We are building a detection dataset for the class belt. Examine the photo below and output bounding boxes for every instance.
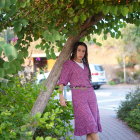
[70,86,92,89]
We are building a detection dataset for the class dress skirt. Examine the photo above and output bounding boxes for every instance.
[71,87,102,136]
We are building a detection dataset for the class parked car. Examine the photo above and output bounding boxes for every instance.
[89,64,107,89]
[36,72,51,84]
[36,72,60,90]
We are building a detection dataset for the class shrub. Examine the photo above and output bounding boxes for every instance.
[132,71,140,80]
[33,92,74,139]
[116,86,140,132]
[108,80,116,85]
[124,104,140,132]
[0,76,74,140]
[0,76,42,139]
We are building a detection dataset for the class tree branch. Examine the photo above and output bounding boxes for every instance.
[79,12,104,37]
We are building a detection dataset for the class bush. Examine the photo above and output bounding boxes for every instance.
[132,71,140,80]
[108,80,116,85]
[125,104,140,132]
[0,76,42,139]
[0,76,74,140]
[116,86,140,132]
[33,93,74,139]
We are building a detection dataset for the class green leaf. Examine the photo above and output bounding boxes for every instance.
[116,33,120,39]
[14,22,22,33]
[0,46,3,56]
[10,0,17,3]
[88,0,92,4]
[53,0,58,5]
[93,38,96,43]
[128,5,133,13]
[35,44,41,49]
[97,29,102,35]
[20,2,27,8]
[54,33,61,41]
[113,6,118,15]
[80,13,86,23]
[51,52,56,59]
[4,0,11,9]
[3,62,10,69]
[103,5,110,15]
[3,44,17,59]
[36,136,44,140]
[21,19,28,26]
[43,29,61,42]
[68,8,74,16]
[47,54,51,59]
[110,32,115,38]
[17,32,24,39]
[43,30,51,40]
[87,35,91,41]
[8,55,15,61]
[44,43,50,49]
[45,137,52,140]
[0,68,5,77]
[73,16,79,23]
[35,112,42,120]
[96,42,102,46]
[79,0,84,5]
[103,34,107,40]
[121,7,129,16]
[9,63,16,73]
[0,0,5,9]
[20,125,27,132]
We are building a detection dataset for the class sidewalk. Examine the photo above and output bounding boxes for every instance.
[69,109,140,140]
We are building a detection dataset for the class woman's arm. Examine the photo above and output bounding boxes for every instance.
[59,84,67,106]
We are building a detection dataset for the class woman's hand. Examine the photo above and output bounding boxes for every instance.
[58,84,67,106]
[60,97,67,106]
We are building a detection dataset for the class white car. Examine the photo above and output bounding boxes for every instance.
[36,72,50,84]
[89,64,107,89]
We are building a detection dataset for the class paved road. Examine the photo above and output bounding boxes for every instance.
[95,84,137,111]
[61,84,140,140]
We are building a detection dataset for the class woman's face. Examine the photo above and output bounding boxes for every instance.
[75,45,86,61]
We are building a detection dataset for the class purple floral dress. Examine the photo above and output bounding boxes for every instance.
[57,60,102,136]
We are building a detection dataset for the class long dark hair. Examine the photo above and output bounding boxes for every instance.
[70,42,92,81]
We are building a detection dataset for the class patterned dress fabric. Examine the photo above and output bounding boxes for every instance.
[57,60,102,136]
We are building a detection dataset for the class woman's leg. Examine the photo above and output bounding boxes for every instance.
[86,134,92,140]
[90,132,100,140]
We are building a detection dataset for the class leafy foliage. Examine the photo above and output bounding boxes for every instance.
[33,98,74,139]
[0,76,74,139]
[0,0,140,79]
[116,86,140,132]
[124,105,140,132]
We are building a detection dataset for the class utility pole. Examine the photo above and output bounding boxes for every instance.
[123,54,126,83]
[4,29,8,43]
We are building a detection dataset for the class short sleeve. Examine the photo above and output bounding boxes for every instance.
[57,60,72,86]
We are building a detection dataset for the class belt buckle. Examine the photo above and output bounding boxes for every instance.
[78,86,86,89]
[75,86,79,89]
[73,86,80,89]
[72,86,89,89]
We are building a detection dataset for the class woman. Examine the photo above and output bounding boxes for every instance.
[57,42,102,140]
